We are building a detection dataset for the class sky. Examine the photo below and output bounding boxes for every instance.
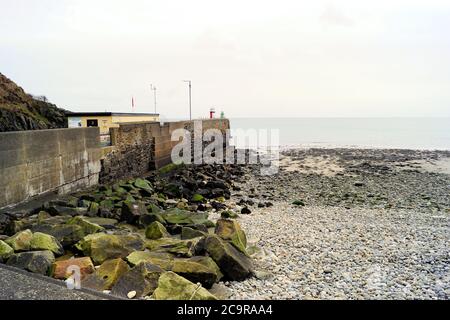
[1,0,450,119]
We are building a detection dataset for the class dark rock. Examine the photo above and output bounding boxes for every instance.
[292,200,305,206]
[0,213,11,234]
[240,207,251,214]
[171,256,223,288]
[7,250,55,275]
[46,205,87,217]
[75,233,145,265]
[31,224,85,247]
[181,227,206,240]
[110,262,164,298]
[201,235,252,281]
[139,213,166,227]
[82,258,130,290]
[121,201,148,224]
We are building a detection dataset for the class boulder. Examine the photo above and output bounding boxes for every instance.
[152,271,217,300]
[82,258,130,290]
[84,217,118,230]
[191,194,205,203]
[75,233,145,265]
[240,207,251,214]
[215,219,247,254]
[5,229,33,251]
[121,201,148,224]
[147,203,163,214]
[139,213,166,227]
[292,200,305,206]
[126,251,174,269]
[145,221,169,240]
[46,205,87,216]
[181,227,206,240]
[50,257,95,279]
[110,262,164,298]
[6,250,55,275]
[67,216,105,234]
[30,232,64,256]
[31,224,85,247]
[145,237,201,258]
[220,210,238,219]
[161,208,214,227]
[99,199,115,211]
[172,256,222,288]
[0,240,14,262]
[0,213,11,235]
[202,235,252,281]
[5,217,35,235]
[37,214,71,225]
[86,202,100,216]
[133,178,153,195]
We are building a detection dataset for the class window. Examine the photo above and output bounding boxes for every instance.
[86,119,98,127]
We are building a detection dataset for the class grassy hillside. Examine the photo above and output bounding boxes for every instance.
[0,73,69,132]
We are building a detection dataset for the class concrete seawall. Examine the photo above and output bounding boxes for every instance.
[100,118,230,183]
[0,119,230,209]
[0,127,101,209]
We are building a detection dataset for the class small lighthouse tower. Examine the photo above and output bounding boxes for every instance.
[209,107,216,119]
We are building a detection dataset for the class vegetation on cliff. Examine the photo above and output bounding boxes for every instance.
[0,72,69,132]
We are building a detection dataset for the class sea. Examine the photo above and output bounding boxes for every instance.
[227,117,450,150]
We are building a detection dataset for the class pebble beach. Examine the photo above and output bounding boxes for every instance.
[221,148,450,300]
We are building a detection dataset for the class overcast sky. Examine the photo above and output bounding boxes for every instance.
[1,0,450,118]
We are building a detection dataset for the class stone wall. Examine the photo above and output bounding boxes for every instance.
[99,119,230,183]
[0,128,101,209]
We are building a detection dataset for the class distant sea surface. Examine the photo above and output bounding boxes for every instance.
[228,118,450,150]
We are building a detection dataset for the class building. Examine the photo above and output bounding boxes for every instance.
[67,112,160,135]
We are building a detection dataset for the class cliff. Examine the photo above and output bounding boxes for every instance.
[0,73,69,132]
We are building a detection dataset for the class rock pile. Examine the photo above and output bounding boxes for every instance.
[0,163,254,300]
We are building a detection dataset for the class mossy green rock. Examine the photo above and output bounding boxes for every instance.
[99,199,115,211]
[181,227,206,240]
[31,224,85,247]
[161,208,212,227]
[30,232,64,256]
[152,271,217,300]
[7,250,55,275]
[192,194,205,203]
[158,163,181,174]
[111,262,164,298]
[126,251,174,269]
[139,213,166,227]
[203,235,252,281]
[215,219,247,254]
[147,203,162,214]
[172,256,222,288]
[5,229,33,251]
[82,258,130,290]
[145,221,169,240]
[84,217,118,229]
[75,233,145,265]
[67,216,105,234]
[88,202,100,215]
[220,210,238,219]
[0,240,14,262]
[145,237,200,257]
[134,178,153,195]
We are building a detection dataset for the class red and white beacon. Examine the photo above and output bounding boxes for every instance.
[209,107,216,119]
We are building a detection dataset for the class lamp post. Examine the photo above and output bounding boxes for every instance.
[150,84,157,113]
[183,80,192,120]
